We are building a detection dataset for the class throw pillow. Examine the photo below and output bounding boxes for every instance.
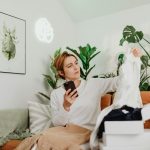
[0,109,28,137]
[28,101,52,134]
[0,109,28,146]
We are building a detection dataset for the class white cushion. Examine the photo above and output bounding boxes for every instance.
[28,101,52,134]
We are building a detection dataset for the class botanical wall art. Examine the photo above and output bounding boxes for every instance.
[0,12,26,74]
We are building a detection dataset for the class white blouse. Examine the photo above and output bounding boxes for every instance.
[50,76,119,130]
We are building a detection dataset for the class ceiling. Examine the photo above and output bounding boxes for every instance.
[58,0,150,22]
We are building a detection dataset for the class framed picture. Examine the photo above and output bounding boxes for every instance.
[0,12,26,74]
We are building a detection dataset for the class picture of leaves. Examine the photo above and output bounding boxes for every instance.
[2,24,17,60]
[0,12,26,74]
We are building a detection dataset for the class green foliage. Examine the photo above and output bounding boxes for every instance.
[139,55,150,91]
[120,25,143,46]
[38,48,62,100]
[67,44,101,80]
[93,72,116,78]
[120,25,150,91]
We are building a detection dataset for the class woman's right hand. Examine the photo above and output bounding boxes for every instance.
[131,48,142,57]
[63,89,78,111]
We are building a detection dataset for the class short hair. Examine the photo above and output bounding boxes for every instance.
[54,51,77,79]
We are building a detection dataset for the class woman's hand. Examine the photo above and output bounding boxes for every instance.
[131,48,142,57]
[63,89,78,111]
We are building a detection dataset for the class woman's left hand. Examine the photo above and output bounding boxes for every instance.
[131,48,142,57]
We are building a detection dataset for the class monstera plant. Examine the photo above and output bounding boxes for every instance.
[67,44,101,80]
[38,49,62,100]
[120,25,150,91]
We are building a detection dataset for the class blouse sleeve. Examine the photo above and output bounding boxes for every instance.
[50,90,70,126]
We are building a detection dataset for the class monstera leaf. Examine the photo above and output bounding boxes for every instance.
[120,25,143,46]
[141,55,150,68]
[120,25,150,58]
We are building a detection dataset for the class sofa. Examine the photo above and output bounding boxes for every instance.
[1,91,150,150]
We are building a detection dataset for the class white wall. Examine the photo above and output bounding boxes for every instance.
[0,0,77,109]
[76,4,150,77]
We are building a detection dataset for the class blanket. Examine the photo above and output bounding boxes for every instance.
[15,124,91,150]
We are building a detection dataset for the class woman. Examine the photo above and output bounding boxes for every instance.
[15,48,142,150]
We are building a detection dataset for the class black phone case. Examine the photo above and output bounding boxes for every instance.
[64,81,76,92]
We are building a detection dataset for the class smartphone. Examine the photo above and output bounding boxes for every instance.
[64,81,78,96]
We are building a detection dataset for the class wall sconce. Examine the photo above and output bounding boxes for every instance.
[35,18,54,43]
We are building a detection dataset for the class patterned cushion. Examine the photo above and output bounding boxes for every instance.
[0,109,28,138]
[28,101,52,134]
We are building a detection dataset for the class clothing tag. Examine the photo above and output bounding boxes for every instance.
[122,109,129,114]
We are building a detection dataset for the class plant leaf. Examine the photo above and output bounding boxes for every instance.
[66,47,84,62]
[119,38,125,46]
[80,67,85,79]
[140,55,149,67]
[54,48,61,58]
[88,44,97,57]
[43,74,56,89]
[86,65,96,77]
[89,51,100,62]
[38,92,50,100]
[139,82,150,91]
[79,46,88,59]
[121,25,143,44]
[118,53,125,64]
[140,75,150,85]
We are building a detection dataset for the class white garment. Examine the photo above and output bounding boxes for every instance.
[50,76,119,131]
[90,52,143,150]
[113,53,143,108]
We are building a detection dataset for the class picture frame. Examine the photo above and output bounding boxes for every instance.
[0,12,26,74]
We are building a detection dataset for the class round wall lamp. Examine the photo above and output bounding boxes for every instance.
[35,18,54,43]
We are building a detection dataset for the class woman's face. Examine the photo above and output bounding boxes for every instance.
[62,56,80,81]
